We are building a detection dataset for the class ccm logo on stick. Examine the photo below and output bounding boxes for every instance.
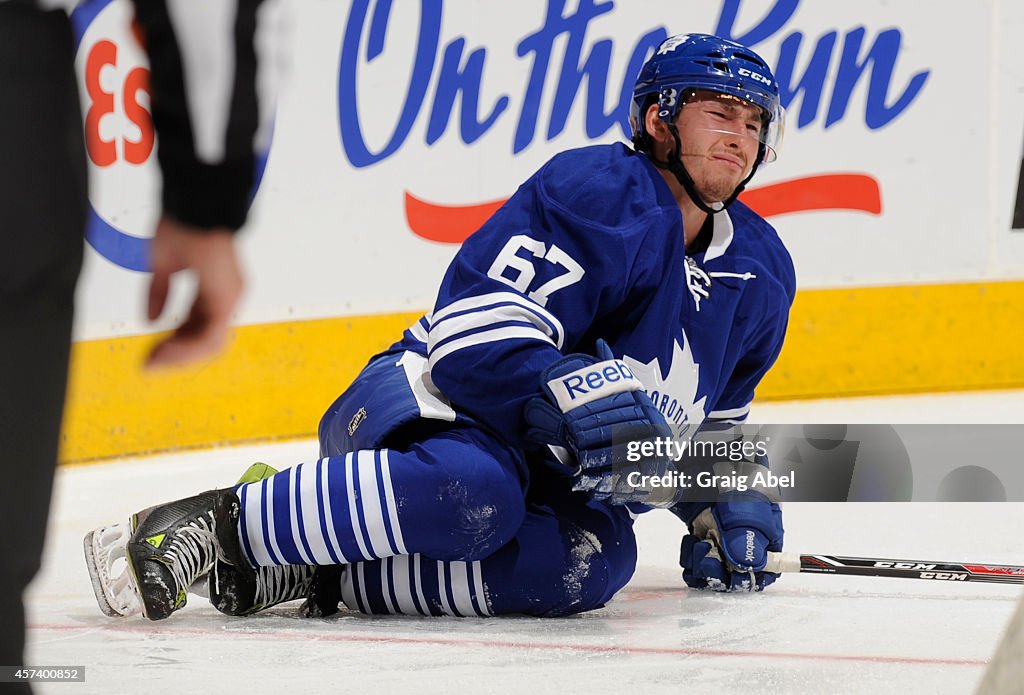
[874,562,936,570]
[919,572,967,581]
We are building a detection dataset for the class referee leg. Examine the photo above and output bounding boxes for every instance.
[0,4,87,685]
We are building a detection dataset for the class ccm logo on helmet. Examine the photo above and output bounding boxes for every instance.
[737,67,773,87]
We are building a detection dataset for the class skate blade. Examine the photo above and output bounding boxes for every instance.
[83,523,143,618]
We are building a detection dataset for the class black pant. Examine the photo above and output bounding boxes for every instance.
[0,5,87,693]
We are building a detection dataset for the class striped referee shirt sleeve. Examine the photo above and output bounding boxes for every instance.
[130,0,284,231]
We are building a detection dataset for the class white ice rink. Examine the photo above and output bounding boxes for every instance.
[25,391,1024,695]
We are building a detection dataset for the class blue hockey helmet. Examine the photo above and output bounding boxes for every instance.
[630,33,784,164]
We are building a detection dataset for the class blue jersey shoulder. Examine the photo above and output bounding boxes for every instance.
[724,200,796,302]
[535,143,678,231]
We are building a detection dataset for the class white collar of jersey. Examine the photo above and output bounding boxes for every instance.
[703,209,734,263]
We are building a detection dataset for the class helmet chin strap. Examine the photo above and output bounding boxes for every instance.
[646,123,762,215]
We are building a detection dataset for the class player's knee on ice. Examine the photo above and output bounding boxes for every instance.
[481,497,638,617]
[391,428,528,562]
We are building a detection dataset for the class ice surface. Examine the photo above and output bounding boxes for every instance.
[25,391,1024,694]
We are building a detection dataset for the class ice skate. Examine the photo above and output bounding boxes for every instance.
[85,518,216,618]
[84,521,143,617]
[299,565,344,618]
[206,491,316,616]
[85,463,322,620]
[124,488,242,620]
[209,562,316,616]
[85,491,318,620]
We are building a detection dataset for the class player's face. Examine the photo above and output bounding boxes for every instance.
[675,90,764,202]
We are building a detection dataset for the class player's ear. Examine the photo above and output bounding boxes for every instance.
[644,103,669,149]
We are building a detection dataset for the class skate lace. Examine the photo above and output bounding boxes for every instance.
[254,565,311,608]
[164,512,218,593]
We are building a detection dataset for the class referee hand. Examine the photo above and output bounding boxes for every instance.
[144,216,244,369]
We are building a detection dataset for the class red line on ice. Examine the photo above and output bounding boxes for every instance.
[28,622,986,667]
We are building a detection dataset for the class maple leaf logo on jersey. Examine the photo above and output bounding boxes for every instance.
[622,330,708,441]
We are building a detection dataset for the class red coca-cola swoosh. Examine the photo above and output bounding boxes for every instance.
[405,173,882,244]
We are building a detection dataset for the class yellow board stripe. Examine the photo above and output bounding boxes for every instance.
[61,311,422,464]
[763,281,1024,399]
[61,281,1024,464]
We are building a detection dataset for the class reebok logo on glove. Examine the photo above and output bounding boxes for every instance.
[546,359,641,412]
[745,529,757,564]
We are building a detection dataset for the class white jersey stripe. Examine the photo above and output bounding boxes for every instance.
[708,403,751,419]
[432,292,564,347]
[428,326,556,366]
[428,304,562,353]
[409,317,429,343]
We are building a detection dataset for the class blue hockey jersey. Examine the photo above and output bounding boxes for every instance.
[351,143,795,455]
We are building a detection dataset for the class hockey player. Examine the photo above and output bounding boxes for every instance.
[86,33,794,620]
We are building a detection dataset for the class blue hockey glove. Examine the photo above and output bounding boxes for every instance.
[679,492,784,592]
[523,339,674,506]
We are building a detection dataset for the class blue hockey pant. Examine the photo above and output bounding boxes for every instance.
[234,426,637,617]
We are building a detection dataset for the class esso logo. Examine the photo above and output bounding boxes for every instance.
[71,0,270,272]
[72,0,158,272]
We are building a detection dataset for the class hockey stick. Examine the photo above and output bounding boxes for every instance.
[765,553,1024,584]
